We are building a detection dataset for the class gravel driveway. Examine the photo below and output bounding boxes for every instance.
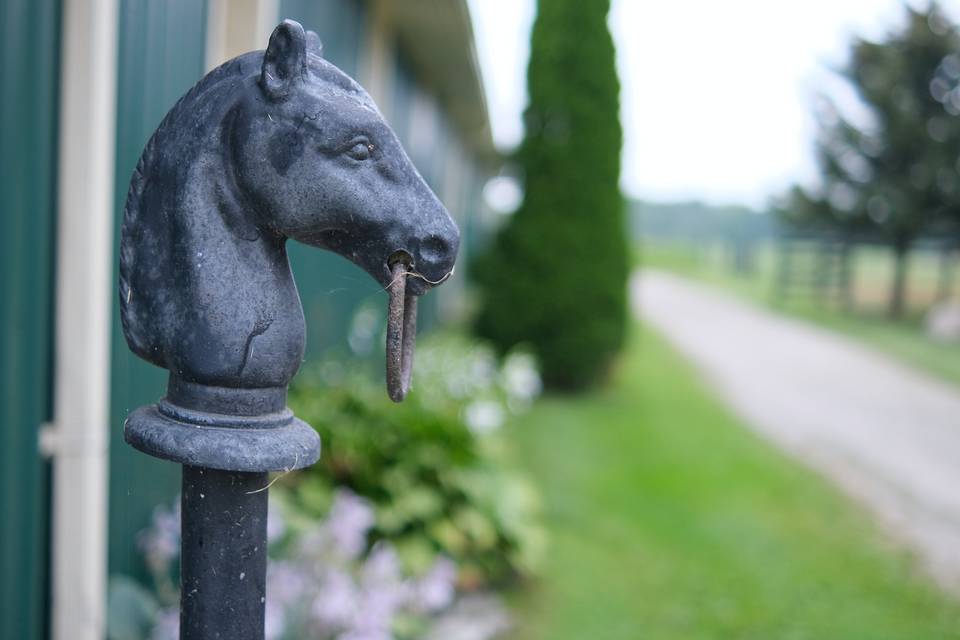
[634,269,960,590]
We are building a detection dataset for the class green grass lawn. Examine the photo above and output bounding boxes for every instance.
[507,325,960,640]
[641,241,960,387]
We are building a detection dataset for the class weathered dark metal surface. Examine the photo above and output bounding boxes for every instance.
[118,19,458,399]
[117,18,459,639]
[180,466,268,640]
[386,261,418,402]
[121,17,460,468]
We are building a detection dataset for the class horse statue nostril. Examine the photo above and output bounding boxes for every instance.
[418,234,450,265]
[388,249,414,270]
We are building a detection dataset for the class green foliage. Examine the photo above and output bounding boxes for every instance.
[785,3,960,236]
[473,0,629,390]
[285,334,545,588]
[779,3,960,315]
[106,577,161,640]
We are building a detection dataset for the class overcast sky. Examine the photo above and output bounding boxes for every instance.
[467,0,960,208]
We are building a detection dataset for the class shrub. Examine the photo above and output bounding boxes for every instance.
[285,333,545,589]
[473,0,629,390]
[111,489,511,640]
[106,334,544,639]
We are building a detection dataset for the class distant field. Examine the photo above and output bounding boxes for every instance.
[640,240,953,313]
[640,240,960,387]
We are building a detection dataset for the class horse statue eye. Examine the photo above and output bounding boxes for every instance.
[346,141,372,161]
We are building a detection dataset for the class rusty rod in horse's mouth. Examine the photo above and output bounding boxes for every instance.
[386,260,417,402]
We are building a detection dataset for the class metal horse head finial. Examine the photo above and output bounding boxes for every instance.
[120,19,459,405]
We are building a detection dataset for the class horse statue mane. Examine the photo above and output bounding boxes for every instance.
[119,19,459,399]
[119,56,252,357]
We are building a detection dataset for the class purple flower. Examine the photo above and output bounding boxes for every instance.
[267,499,286,544]
[311,568,358,628]
[268,560,311,610]
[352,544,408,635]
[326,490,376,559]
[414,557,457,613]
[138,501,181,572]
[338,630,392,640]
[360,544,401,587]
[267,561,313,640]
[264,597,286,640]
[145,487,476,640]
[149,607,179,640]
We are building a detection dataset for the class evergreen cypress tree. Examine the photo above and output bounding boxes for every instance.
[473,0,628,389]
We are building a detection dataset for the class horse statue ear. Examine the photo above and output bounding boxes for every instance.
[306,30,324,58]
[260,19,308,101]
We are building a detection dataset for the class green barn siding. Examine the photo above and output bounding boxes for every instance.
[0,0,61,637]
[280,0,365,76]
[445,134,486,267]
[391,49,416,146]
[108,0,209,581]
[462,162,486,262]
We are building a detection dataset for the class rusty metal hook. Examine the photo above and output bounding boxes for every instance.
[386,261,417,402]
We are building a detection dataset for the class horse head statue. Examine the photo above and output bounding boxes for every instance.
[120,19,459,415]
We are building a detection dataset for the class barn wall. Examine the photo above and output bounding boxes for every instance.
[0,2,61,637]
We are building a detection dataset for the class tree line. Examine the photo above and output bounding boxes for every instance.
[779,3,960,317]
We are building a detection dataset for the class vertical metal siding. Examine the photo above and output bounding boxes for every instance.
[391,50,415,147]
[108,0,209,581]
[280,0,365,76]
[0,0,61,637]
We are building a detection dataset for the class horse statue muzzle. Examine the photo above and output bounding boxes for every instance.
[119,19,459,472]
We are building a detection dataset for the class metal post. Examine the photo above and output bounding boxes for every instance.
[117,18,458,639]
[180,467,268,640]
[124,379,320,639]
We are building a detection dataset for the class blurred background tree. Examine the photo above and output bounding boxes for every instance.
[473,0,628,390]
[780,2,960,317]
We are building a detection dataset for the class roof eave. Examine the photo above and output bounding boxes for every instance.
[385,0,497,161]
